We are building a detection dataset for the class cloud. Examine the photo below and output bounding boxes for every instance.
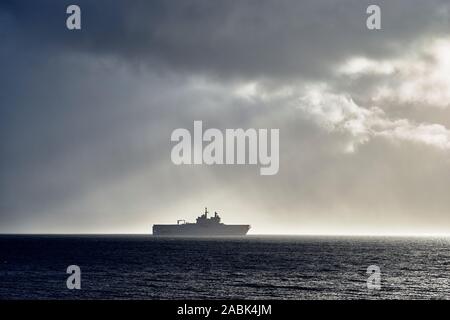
[299,85,450,153]
[2,0,450,234]
[2,0,450,81]
[336,38,450,109]
[337,57,395,76]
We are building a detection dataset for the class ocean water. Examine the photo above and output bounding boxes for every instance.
[0,235,450,299]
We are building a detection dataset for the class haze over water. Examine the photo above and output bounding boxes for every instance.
[1,235,449,299]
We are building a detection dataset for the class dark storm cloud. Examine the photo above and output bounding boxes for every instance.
[2,0,450,233]
[2,0,449,81]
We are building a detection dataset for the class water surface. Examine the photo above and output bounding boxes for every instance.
[1,235,449,299]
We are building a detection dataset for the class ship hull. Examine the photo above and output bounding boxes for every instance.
[152,224,250,236]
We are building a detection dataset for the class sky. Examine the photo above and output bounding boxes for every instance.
[1,0,450,235]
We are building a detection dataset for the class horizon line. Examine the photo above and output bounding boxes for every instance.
[1,232,450,238]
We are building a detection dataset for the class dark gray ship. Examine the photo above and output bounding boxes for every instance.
[152,208,250,236]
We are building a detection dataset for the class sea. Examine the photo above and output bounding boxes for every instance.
[0,235,450,299]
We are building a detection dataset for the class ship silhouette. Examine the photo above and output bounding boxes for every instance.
[152,208,250,236]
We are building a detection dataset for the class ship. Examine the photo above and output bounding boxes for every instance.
[152,208,250,236]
